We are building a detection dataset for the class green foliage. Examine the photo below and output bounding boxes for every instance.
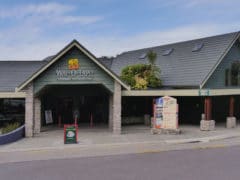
[121,64,150,89]
[147,50,157,65]
[1,122,20,134]
[120,50,162,89]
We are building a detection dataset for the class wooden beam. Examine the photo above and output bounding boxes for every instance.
[229,96,234,117]
[0,92,26,98]
[204,97,212,120]
[122,89,240,97]
[122,89,199,96]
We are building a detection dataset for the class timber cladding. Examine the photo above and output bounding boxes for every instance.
[33,47,115,94]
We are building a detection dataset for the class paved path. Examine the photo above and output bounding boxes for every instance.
[1,134,240,164]
[1,125,240,164]
[1,146,240,180]
[1,125,240,152]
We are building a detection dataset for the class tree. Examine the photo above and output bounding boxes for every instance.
[146,50,161,88]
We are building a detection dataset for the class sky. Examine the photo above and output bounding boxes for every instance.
[0,0,240,60]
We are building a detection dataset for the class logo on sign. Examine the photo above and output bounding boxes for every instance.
[155,98,163,107]
[68,59,79,70]
[67,131,75,138]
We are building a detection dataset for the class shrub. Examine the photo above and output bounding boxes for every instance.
[120,50,162,89]
[121,64,150,89]
[2,122,20,134]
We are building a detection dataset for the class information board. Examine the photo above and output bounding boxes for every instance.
[45,110,53,124]
[153,96,178,130]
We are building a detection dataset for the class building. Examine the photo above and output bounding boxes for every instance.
[0,31,240,137]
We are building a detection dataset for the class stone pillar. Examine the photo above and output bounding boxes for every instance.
[200,97,215,131]
[226,117,236,128]
[113,81,121,134]
[226,96,237,128]
[108,94,113,131]
[34,97,41,134]
[25,83,34,137]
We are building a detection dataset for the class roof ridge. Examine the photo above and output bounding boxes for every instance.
[118,31,239,55]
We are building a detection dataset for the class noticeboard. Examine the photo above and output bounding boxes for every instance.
[64,124,78,144]
[45,110,53,124]
[153,96,178,130]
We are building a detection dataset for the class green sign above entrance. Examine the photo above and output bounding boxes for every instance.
[198,89,210,96]
[56,69,94,80]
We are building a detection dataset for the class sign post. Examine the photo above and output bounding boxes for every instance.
[64,124,78,144]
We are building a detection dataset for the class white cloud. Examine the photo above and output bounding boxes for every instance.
[0,2,103,25]
[0,3,73,18]
[152,0,240,9]
[0,2,104,60]
[59,16,104,25]
[0,23,239,60]
[184,0,237,7]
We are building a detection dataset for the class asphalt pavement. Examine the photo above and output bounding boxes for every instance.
[0,146,240,180]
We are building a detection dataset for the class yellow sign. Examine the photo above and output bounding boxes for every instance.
[68,59,79,70]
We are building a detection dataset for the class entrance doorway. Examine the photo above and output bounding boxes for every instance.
[39,85,110,128]
[55,96,108,124]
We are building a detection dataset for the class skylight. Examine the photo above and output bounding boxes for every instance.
[192,43,204,52]
[162,48,174,56]
[139,53,147,59]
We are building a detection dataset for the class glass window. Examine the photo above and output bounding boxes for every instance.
[225,69,229,86]
[0,99,25,126]
[162,48,174,56]
[139,53,147,59]
[192,43,204,52]
[230,61,240,86]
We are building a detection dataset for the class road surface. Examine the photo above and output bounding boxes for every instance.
[0,146,239,180]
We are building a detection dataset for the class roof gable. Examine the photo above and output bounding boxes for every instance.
[16,40,130,91]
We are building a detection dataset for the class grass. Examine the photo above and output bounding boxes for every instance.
[1,122,20,134]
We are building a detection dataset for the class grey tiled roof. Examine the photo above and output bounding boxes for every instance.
[111,32,239,87]
[0,32,238,92]
[42,55,56,62]
[0,61,47,92]
[0,56,114,92]
[98,56,113,69]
